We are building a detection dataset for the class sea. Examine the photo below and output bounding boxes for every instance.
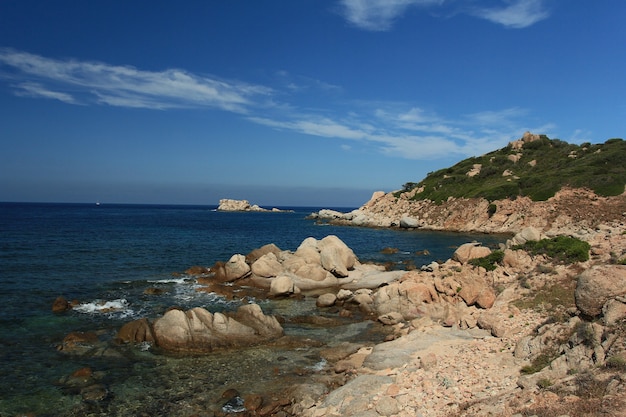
[0,202,505,416]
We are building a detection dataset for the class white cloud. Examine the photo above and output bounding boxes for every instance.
[471,0,550,29]
[338,0,443,31]
[249,101,533,161]
[13,82,79,104]
[464,107,529,126]
[0,48,550,162]
[0,48,271,112]
[336,0,550,31]
[248,116,368,140]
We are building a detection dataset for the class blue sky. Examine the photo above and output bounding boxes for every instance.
[1,1,624,207]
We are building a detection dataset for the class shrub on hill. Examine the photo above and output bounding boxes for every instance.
[402,136,626,202]
[468,250,504,271]
[514,236,591,263]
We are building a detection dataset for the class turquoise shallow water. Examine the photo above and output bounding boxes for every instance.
[0,202,505,416]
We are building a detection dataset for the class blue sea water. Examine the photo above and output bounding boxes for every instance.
[0,202,504,416]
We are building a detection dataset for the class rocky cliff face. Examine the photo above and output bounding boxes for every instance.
[314,187,626,237]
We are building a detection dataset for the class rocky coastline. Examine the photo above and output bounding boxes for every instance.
[310,187,626,237]
[52,188,626,416]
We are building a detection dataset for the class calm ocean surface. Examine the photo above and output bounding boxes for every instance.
[0,202,504,416]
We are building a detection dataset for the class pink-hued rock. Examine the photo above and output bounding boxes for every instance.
[269,275,296,296]
[152,304,282,352]
[453,242,492,264]
[117,318,155,344]
[575,265,626,317]
[318,235,357,277]
[251,252,284,277]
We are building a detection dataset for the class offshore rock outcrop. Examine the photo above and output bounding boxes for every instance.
[217,198,292,212]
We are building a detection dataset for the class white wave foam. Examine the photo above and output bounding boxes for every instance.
[307,358,327,371]
[74,298,135,318]
[147,277,191,284]
[137,341,153,352]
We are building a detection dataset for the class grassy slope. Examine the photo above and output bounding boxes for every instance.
[401,136,626,203]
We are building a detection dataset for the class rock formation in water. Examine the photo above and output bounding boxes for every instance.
[217,198,291,212]
[117,304,283,353]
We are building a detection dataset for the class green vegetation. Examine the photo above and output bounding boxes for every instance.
[513,281,576,312]
[514,236,591,263]
[468,250,504,271]
[521,348,560,374]
[606,355,626,371]
[537,378,554,389]
[575,321,597,347]
[399,136,626,202]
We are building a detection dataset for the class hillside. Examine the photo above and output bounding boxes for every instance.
[401,132,626,203]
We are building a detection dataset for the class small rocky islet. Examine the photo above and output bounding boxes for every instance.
[53,133,626,416]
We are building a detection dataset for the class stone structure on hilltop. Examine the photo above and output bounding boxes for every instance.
[509,130,542,150]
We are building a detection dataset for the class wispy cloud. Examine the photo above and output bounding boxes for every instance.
[250,103,538,160]
[0,48,271,112]
[248,116,371,140]
[337,0,550,31]
[13,82,79,104]
[470,0,550,29]
[0,48,547,161]
[338,0,444,31]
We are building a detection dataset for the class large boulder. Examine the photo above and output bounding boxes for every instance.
[290,271,339,290]
[318,235,357,277]
[294,238,322,264]
[575,265,626,317]
[399,216,419,228]
[455,272,496,309]
[373,276,440,320]
[507,226,541,247]
[452,242,492,264]
[224,254,251,281]
[152,304,282,352]
[116,318,155,344]
[340,268,405,290]
[246,243,282,264]
[292,263,329,282]
[603,298,626,326]
[251,252,284,277]
[269,275,296,296]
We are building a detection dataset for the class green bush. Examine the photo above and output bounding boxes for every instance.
[606,355,626,371]
[514,236,590,263]
[469,250,504,271]
[537,378,553,389]
[521,349,559,374]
